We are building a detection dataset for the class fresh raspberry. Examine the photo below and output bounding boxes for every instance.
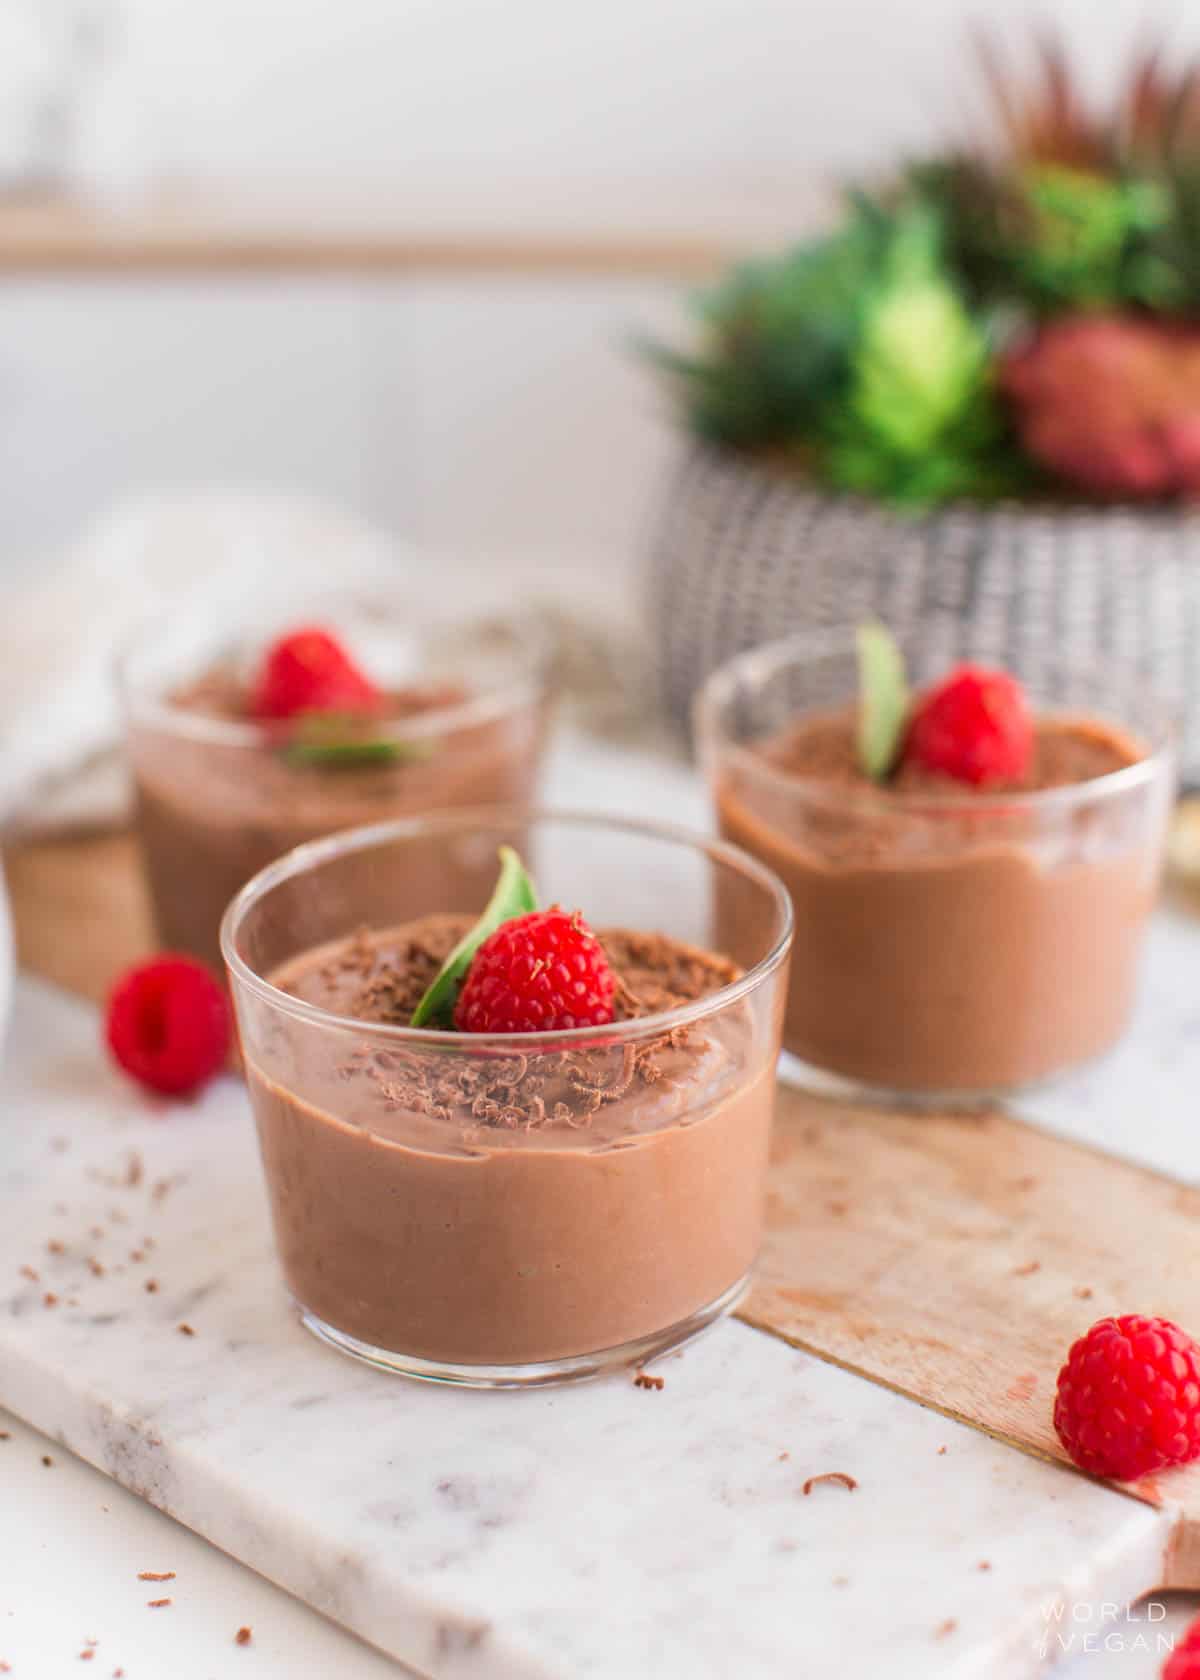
[249,627,379,720]
[1053,1315,1200,1482]
[105,956,232,1096]
[1165,1615,1200,1678]
[454,909,617,1034]
[903,664,1033,786]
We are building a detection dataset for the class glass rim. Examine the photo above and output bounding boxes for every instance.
[219,805,795,1050]
[694,630,1177,818]
[114,608,549,750]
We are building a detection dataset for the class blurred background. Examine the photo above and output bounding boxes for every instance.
[0,0,1195,596]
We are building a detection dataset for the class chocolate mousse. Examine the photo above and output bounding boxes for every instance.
[126,638,546,972]
[710,643,1172,1096]
[243,916,773,1370]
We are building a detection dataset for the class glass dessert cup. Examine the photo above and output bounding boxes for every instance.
[696,631,1175,1109]
[221,809,793,1387]
[118,601,549,973]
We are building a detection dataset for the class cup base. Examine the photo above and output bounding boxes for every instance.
[296,1272,751,1388]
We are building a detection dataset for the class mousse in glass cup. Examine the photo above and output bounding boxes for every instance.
[221,809,793,1386]
[119,602,549,973]
[696,630,1174,1105]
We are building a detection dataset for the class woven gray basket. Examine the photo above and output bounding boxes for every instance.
[648,446,1200,781]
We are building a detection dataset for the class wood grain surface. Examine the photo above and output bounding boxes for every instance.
[8,826,1200,1583]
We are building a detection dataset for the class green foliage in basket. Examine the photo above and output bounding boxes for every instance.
[650,40,1200,508]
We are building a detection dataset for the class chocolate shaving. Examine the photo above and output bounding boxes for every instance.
[324,915,743,1135]
[138,1572,175,1583]
[1012,1261,1041,1277]
[146,1598,172,1609]
[802,1472,858,1496]
[41,1456,53,1467]
[235,1627,253,1646]
[633,1372,664,1391]
[177,1323,195,1337]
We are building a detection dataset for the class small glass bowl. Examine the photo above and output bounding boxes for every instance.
[696,630,1175,1106]
[221,809,793,1387]
[118,599,549,972]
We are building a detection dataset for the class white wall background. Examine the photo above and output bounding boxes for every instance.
[3,0,1200,589]
[110,0,1200,193]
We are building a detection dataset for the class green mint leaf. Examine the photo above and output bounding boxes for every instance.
[283,737,433,769]
[280,712,435,770]
[856,622,909,780]
[409,846,539,1028]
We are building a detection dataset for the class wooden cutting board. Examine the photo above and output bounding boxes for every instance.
[8,828,1200,1589]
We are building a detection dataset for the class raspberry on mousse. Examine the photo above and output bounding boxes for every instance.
[903,663,1034,787]
[454,909,617,1034]
[249,627,380,720]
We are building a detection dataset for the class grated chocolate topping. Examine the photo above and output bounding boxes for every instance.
[280,914,742,1135]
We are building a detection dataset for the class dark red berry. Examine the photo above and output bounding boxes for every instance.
[454,909,617,1034]
[105,956,231,1096]
[1053,1314,1200,1483]
[904,664,1033,786]
[249,627,379,721]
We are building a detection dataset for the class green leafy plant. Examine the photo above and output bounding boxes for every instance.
[648,35,1200,508]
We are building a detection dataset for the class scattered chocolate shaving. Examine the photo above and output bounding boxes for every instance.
[633,1372,664,1391]
[137,1572,175,1583]
[129,1251,144,1264]
[87,1259,105,1278]
[80,1651,95,1662]
[802,1472,857,1496]
[146,1598,172,1609]
[1012,1261,1041,1277]
[978,1560,992,1572]
[46,1240,65,1256]
[125,1154,144,1189]
[235,1627,252,1647]
[19,1266,38,1283]
[177,1323,195,1337]
[43,1293,59,1308]
[1074,1285,1094,1300]
[935,1619,958,1639]
[937,1445,947,1455]
[0,1432,9,1441]
[41,1456,53,1467]
[144,1280,159,1294]
[151,1178,176,1204]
